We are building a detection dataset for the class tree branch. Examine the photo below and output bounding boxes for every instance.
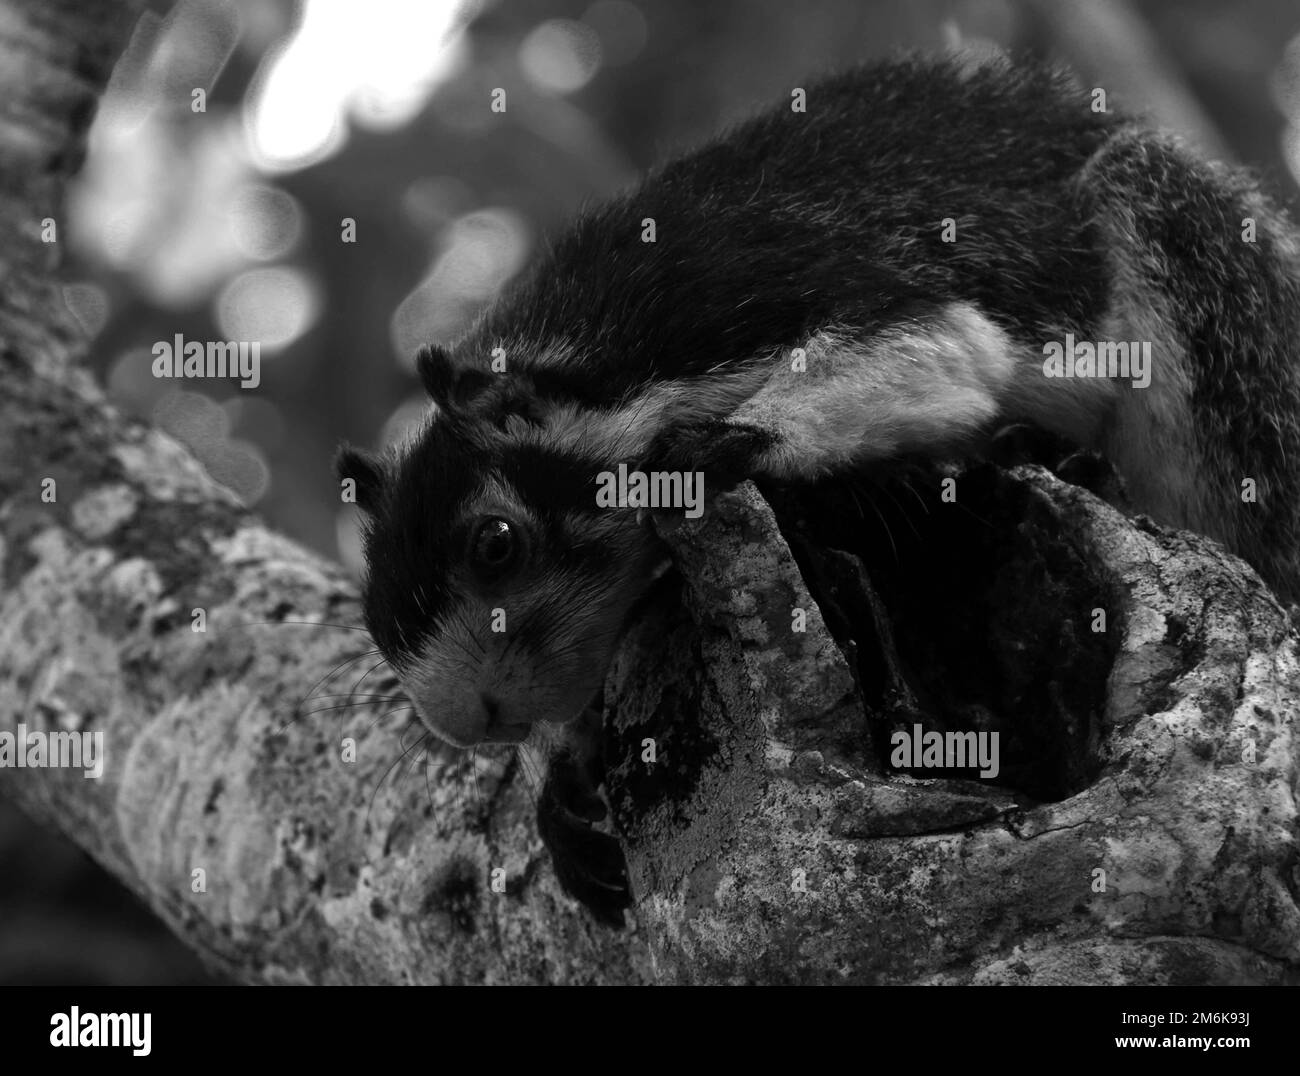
[2,0,1296,986]
[621,472,1300,983]
[0,0,651,985]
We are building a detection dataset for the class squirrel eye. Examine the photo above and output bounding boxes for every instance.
[470,517,519,579]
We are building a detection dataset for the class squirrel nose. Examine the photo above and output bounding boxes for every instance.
[480,693,529,744]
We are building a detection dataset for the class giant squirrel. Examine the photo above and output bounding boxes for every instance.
[336,55,1300,925]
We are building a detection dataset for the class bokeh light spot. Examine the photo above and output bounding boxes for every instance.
[245,0,469,172]
[519,19,603,95]
[228,184,304,260]
[215,266,321,351]
[390,208,530,361]
[62,283,112,340]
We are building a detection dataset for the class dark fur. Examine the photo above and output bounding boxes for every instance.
[339,54,1300,924]
[465,59,1117,397]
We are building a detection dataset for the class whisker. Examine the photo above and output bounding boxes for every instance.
[515,745,545,808]
[469,746,483,810]
[300,692,406,703]
[364,714,427,834]
[245,619,371,633]
[498,602,548,666]
[897,471,932,518]
[293,699,404,724]
[856,484,899,568]
[870,476,923,543]
[279,648,382,733]
[348,656,392,705]
[422,740,439,818]
[364,704,415,736]
[448,608,487,659]
[402,732,431,786]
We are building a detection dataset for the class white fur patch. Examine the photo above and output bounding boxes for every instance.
[732,302,1019,478]
[536,362,773,461]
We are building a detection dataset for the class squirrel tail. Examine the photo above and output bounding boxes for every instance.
[1079,128,1300,601]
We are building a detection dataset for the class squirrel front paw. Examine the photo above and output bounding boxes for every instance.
[537,754,632,927]
[641,419,774,487]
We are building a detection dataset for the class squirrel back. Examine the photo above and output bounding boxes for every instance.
[442,56,1300,599]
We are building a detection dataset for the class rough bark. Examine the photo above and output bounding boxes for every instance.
[2,0,1298,986]
[616,471,1300,984]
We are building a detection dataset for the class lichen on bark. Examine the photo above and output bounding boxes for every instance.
[606,469,1300,984]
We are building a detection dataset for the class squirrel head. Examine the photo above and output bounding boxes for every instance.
[336,343,667,747]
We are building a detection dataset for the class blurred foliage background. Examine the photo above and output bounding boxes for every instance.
[2,0,1298,984]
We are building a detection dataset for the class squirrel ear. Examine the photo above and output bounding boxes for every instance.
[334,444,386,514]
[452,368,493,408]
[417,344,494,411]
[416,344,456,407]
